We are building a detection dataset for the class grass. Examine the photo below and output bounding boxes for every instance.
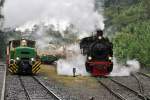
[39,64,100,89]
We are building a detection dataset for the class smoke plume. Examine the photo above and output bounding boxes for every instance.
[4,0,104,32]
[57,44,89,76]
[109,59,140,76]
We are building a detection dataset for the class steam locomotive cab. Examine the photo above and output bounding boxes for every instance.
[80,30,113,76]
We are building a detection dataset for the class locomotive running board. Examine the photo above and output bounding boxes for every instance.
[8,64,17,74]
[32,61,41,74]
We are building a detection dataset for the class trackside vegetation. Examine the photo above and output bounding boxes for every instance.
[104,0,150,67]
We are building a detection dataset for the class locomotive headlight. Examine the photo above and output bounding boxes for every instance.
[31,58,35,65]
[16,57,20,60]
[31,58,35,61]
[98,36,102,40]
[10,59,14,64]
[109,57,112,60]
[88,56,92,60]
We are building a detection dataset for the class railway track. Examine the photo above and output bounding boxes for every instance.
[18,76,62,100]
[97,78,126,100]
[131,74,144,94]
[32,76,62,100]
[97,76,149,100]
[138,72,150,79]
[18,76,31,100]
[136,72,150,99]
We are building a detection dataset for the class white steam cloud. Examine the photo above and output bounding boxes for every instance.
[4,0,104,32]
[57,44,89,76]
[110,59,140,76]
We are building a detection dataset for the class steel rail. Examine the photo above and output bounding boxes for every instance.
[132,74,145,94]
[96,78,127,100]
[108,77,149,100]
[18,76,31,100]
[32,76,62,100]
[138,72,150,79]
[131,74,147,100]
[137,72,150,100]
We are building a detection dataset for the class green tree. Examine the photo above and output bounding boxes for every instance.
[104,0,150,67]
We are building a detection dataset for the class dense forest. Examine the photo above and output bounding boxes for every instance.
[104,0,150,67]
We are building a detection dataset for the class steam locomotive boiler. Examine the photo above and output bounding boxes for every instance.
[80,30,113,76]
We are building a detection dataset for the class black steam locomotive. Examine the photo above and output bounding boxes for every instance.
[80,30,113,76]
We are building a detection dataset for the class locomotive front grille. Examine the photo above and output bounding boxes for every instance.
[21,51,30,54]
[21,58,30,61]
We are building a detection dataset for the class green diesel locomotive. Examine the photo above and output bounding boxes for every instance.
[6,39,41,74]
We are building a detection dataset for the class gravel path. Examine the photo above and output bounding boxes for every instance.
[5,75,27,100]
[5,75,60,100]
[20,76,59,100]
